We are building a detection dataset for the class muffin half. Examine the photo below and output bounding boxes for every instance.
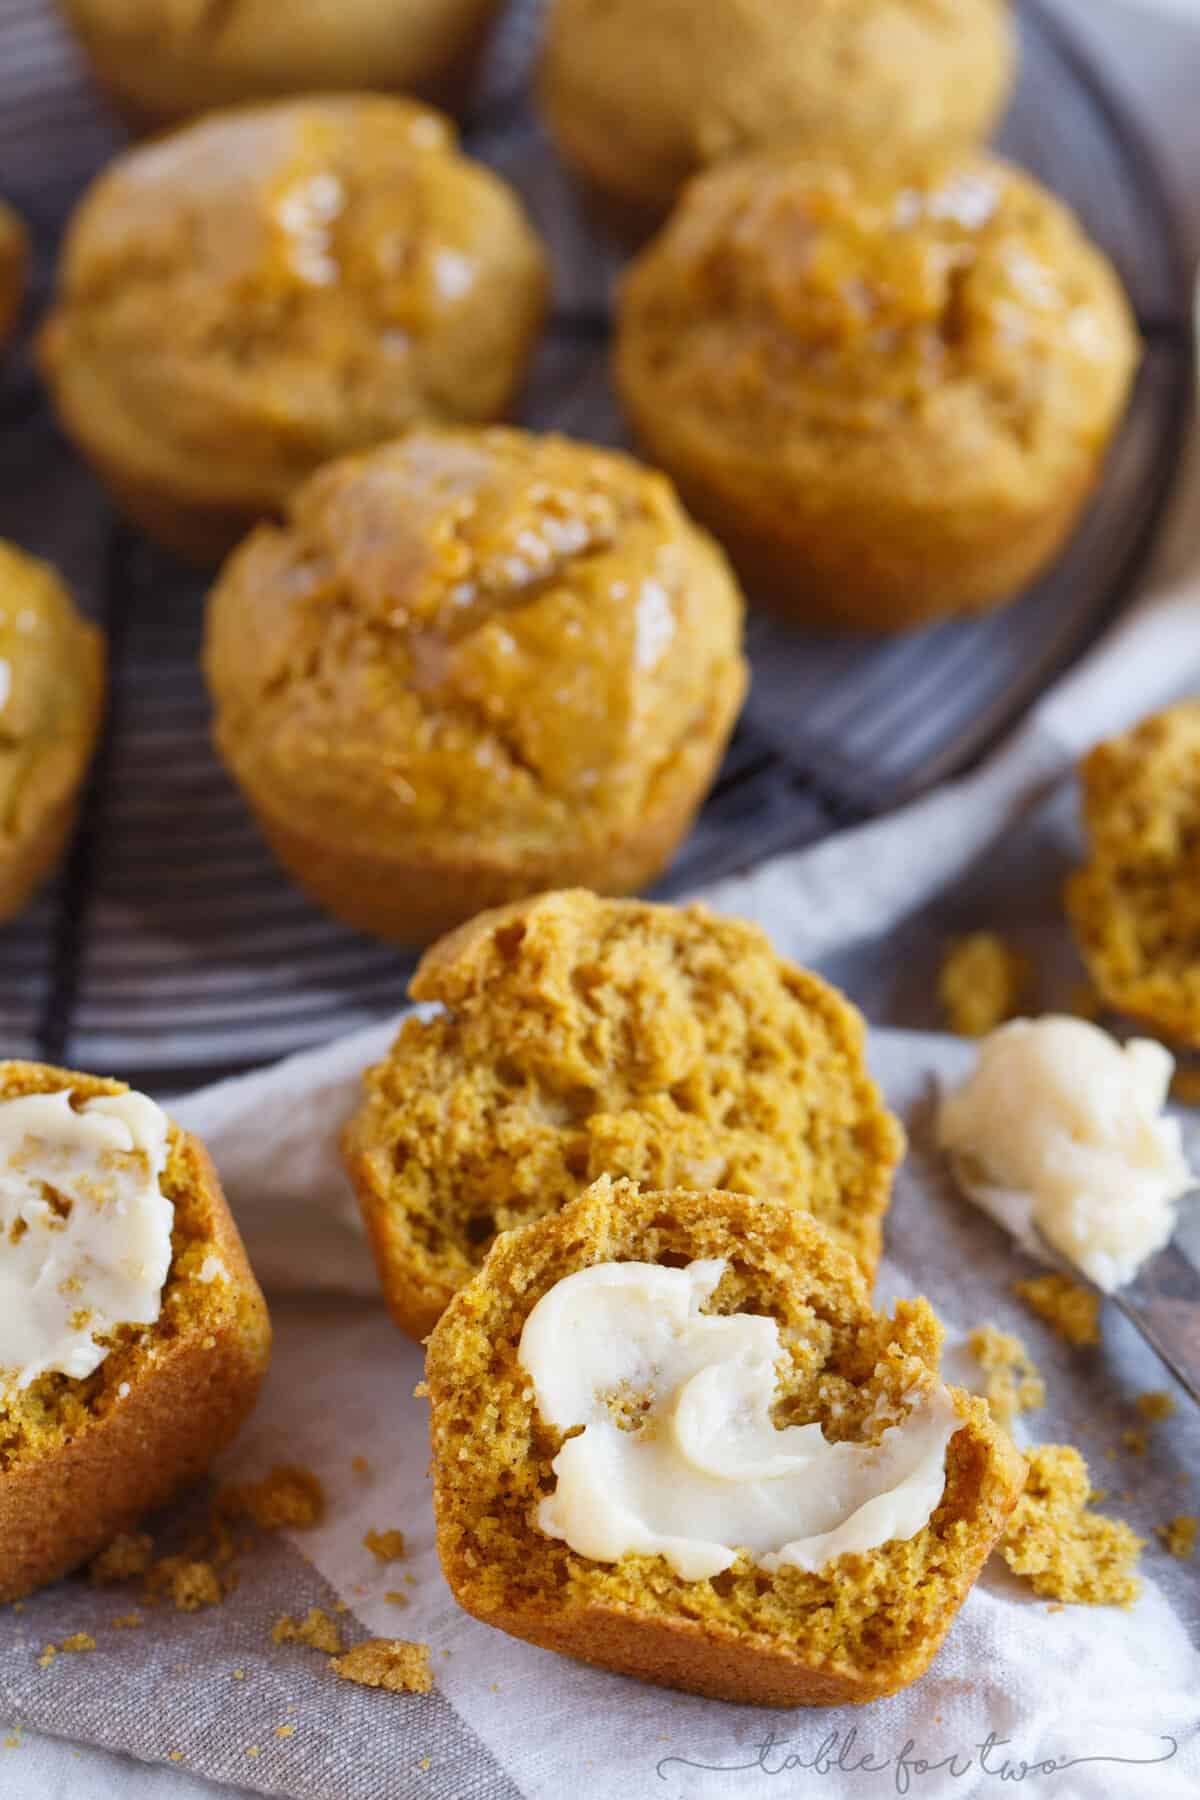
[615,150,1139,631]
[343,890,904,1337]
[38,96,549,562]
[59,0,505,128]
[540,0,1015,236]
[0,541,105,923]
[0,1060,271,1601]
[425,1178,1026,1705]
[204,433,747,945]
[1067,701,1200,1046]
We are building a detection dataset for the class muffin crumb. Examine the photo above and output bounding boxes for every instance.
[331,1639,432,1695]
[1014,1273,1101,1348]
[219,1465,325,1531]
[110,1613,142,1630]
[999,1445,1142,1606]
[385,1591,409,1607]
[967,1325,1044,1425]
[1156,1516,1197,1560]
[271,1608,343,1655]
[89,1533,153,1585]
[939,934,1031,1037]
[1121,1429,1148,1458]
[1136,1390,1177,1422]
[363,1529,406,1563]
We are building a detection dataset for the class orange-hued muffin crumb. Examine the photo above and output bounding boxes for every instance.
[0,1060,272,1603]
[1067,702,1200,1046]
[1014,1273,1101,1349]
[425,1178,1026,1706]
[999,1445,1142,1607]
[204,433,747,945]
[331,1638,433,1694]
[0,541,106,924]
[616,151,1138,631]
[540,0,1015,232]
[343,889,905,1338]
[0,198,28,348]
[38,96,548,562]
[939,933,1032,1038]
[60,0,504,128]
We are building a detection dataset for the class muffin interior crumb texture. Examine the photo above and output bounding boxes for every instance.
[331,1638,433,1694]
[999,1444,1142,1607]
[938,933,1031,1038]
[345,891,904,1337]
[1067,701,1200,1045]
[967,1325,1045,1427]
[425,1179,1026,1705]
[1013,1273,1101,1348]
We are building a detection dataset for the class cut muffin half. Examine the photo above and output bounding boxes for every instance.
[425,1178,1026,1706]
[0,1060,271,1601]
[343,889,905,1339]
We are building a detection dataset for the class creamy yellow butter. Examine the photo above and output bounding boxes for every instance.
[937,1016,1193,1293]
[518,1259,959,1582]
[0,1088,173,1393]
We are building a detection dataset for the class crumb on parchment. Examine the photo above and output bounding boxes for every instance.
[1136,1391,1177,1422]
[1014,1272,1101,1348]
[967,1325,1045,1426]
[363,1529,406,1563]
[1000,1445,1142,1607]
[331,1638,432,1695]
[218,1464,325,1531]
[1156,1516,1197,1560]
[938,933,1032,1037]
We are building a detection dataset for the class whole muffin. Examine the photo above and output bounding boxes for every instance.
[203,430,748,943]
[38,96,549,563]
[615,151,1139,632]
[0,542,106,923]
[59,0,504,127]
[1067,701,1200,1046]
[540,0,1015,233]
[343,889,905,1338]
[0,198,28,349]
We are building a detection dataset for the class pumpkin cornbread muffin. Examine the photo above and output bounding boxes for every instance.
[0,1059,271,1602]
[1067,702,1200,1046]
[343,889,904,1339]
[204,435,747,944]
[540,0,1015,235]
[38,96,548,562]
[425,1179,1026,1706]
[0,198,28,349]
[0,542,106,924]
[59,0,504,129]
[615,151,1138,631]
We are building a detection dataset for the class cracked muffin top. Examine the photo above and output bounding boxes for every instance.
[38,96,548,556]
[203,428,747,859]
[343,889,906,1338]
[616,150,1138,512]
[1067,701,1200,1046]
[0,541,105,862]
[540,0,1015,224]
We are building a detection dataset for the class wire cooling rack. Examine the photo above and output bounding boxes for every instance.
[0,0,1193,1087]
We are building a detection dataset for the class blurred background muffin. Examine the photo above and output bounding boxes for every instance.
[58,0,506,127]
[540,0,1016,235]
[203,426,748,946]
[0,540,105,922]
[615,150,1138,632]
[38,95,549,562]
[0,198,28,349]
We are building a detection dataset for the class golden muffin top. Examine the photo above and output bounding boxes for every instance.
[38,97,548,514]
[617,151,1138,500]
[541,0,1015,217]
[204,428,747,854]
[0,542,105,849]
[0,197,27,347]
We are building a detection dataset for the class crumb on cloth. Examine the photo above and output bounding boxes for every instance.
[88,1533,153,1584]
[331,1638,432,1695]
[1136,1390,1177,1422]
[967,1325,1045,1426]
[271,1608,343,1655]
[146,1556,222,1613]
[1156,1516,1197,1560]
[999,1444,1142,1607]
[938,932,1032,1037]
[1014,1272,1101,1348]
